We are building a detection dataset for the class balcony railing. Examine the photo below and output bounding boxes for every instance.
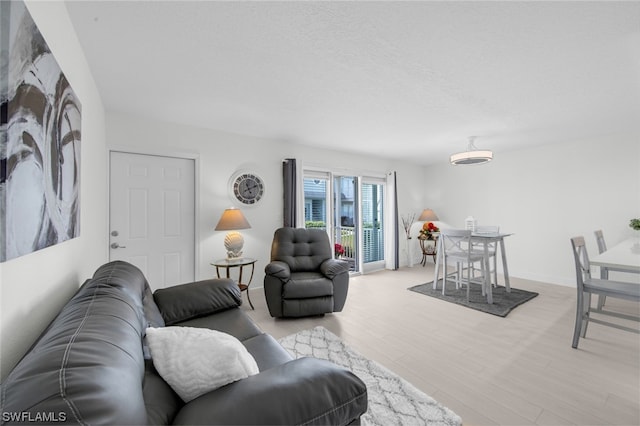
[305,223,384,270]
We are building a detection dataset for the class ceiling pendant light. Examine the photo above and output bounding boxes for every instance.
[450,136,493,165]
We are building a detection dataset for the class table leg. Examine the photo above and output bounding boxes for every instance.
[431,236,438,264]
[484,242,493,304]
[234,264,255,310]
[246,263,255,309]
[433,238,442,291]
[597,267,608,309]
[499,238,511,292]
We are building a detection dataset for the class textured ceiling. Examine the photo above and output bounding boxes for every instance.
[65,1,640,165]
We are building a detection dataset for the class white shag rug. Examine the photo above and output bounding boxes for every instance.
[278,326,462,426]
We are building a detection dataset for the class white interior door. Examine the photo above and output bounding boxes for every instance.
[109,151,195,289]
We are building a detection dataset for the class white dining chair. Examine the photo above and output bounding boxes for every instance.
[594,230,640,309]
[570,236,640,348]
[438,229,488,301]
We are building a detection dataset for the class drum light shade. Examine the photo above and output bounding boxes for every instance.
[450,136,493,165]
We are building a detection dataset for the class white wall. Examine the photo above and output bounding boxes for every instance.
[106,111,427,287]
[5,4,634,382]
[423,133,640,286]
[0,2,108,379]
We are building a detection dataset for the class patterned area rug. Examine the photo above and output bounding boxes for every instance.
[278,326,462,426]
[409,281,538,317]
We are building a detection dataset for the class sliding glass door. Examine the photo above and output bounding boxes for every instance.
[303,169,387,274]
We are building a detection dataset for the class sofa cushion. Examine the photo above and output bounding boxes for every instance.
[175,307,263,341]
[146,327,259,402]
[154,278,242,325]
[172,358,367,425]
[143,360,183,425]
[241,333,293,371]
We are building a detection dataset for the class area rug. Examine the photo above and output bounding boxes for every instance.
[278,326,462,426]
[408,280,538,317]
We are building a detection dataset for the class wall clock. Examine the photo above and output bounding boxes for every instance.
[230,171,265,205]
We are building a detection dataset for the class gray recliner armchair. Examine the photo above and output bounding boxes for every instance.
[264,227,350,318]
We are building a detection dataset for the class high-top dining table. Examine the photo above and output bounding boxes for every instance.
[589,237,640,274]
[432,231,513,304]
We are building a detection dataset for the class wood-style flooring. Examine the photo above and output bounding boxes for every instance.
[245,265,640,426]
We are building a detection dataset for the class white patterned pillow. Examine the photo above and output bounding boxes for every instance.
[146,327,259,402]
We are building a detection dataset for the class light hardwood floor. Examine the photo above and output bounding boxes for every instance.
[245,264,640,426]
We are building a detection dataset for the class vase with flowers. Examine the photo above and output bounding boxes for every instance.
[631,219,640,249]
[334,243,345,258]
[419,222,440,240]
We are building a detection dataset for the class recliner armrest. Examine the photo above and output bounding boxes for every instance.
[265,260,291,280]
[320,258,349,279]
[173,357,367,425]
[153,278,241,325]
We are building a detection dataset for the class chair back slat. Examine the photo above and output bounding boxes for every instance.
[475,225,500,234]
[570,236,591,290]
[594,230,607,254]
[440,229,473,260]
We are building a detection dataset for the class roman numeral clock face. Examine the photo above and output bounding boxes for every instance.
[232,172,265,205]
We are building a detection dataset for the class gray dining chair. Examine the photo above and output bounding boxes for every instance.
[569,236,640,349]
[471,225,500,287]
[438,229,487,301]
[594,230,640,309]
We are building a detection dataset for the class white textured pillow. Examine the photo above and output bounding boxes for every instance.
[146,327,259,402]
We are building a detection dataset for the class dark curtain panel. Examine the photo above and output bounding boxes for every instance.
[283,158,297,227]
[393,171,399,270]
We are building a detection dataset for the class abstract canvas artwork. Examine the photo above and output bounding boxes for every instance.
[0,1,82,262]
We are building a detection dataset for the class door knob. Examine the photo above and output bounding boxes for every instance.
[110,242,126,249]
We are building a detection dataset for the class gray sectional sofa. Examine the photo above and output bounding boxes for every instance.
[0,261,367,425]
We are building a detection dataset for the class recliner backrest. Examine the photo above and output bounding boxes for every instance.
[271,228,332,272]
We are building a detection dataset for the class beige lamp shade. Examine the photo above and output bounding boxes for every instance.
[418,209,439,221]
[215,208,251,258]
[215,208,251,231]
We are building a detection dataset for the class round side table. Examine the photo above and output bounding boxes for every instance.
[211,257,257,309]
[418,236,438,266]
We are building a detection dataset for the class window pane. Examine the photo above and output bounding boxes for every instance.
[334,176,357,272]
[303,178,327,229]
[362,182,384,263]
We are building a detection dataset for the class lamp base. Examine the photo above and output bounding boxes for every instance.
[224,231,244,258]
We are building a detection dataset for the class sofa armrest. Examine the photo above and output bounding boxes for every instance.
[320,258,349,279]
[173,357,367,425]
[265,260,291,280]
[153,278,241,325]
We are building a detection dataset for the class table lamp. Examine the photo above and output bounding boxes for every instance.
[215,208,251,258]
[418,209,439,222]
